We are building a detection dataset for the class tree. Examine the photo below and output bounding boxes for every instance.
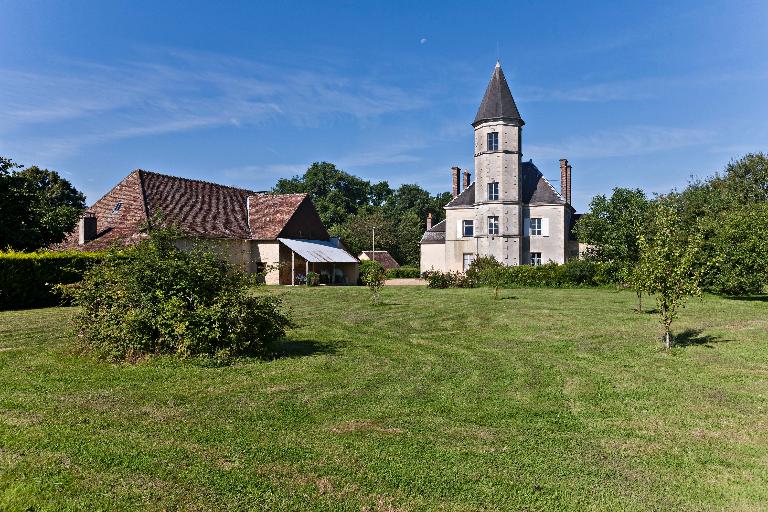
[330,211,398,260]
[360,260,386,304]
[273,162,384,227]
[574,187,651,310]
[637,201,704,349]
[670,153,768,295]
[0,158,86,251]
[467,256,505,299]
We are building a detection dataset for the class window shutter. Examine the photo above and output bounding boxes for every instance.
[523,218,530,236]
[457,219,463,239]
[542,218,550,237]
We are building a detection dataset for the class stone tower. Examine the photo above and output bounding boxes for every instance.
[472,62,525,265]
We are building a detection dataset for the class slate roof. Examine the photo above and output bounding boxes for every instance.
[419,219,446,244]
[473,63,524,126]
[56,170,317,251]
[446,182,475,207]
[521,162,566,204]
[360,250,400,269]
[444,162,565,208]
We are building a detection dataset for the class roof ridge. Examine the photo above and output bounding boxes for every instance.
[135,169,259,195]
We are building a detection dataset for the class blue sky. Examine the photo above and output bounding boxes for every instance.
[1,1,767,211]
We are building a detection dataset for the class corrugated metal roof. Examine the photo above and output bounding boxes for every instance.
[278,238,358,263]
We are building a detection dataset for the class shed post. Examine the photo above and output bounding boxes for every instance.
[305,260,309,283]
[291,250,295,286]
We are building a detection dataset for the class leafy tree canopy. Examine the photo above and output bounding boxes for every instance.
[0,158,86,251]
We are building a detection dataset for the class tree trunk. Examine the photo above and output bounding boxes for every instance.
[636,291,643,313]
[494,286,499,300]
[664,330,672,350]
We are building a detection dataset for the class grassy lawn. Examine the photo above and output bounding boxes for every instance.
[1,286,767,511]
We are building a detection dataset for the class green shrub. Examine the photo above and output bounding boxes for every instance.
[0,250,105,310]
[423,270,475,289]
[360,260,386,303]
[61,228,291,361]
[385,266,421,279]
[306,271,320,287]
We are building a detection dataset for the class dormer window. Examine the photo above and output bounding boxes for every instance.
[487,132,499,151]
[487,182,499,201]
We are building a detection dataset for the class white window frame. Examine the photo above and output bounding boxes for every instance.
[487,131,499,151]
[487,182,499,201]
[488,216,499,235]
[463,253,476,272]
[462,219,474,238]
[530,218,542,236]
[531,252,542,266]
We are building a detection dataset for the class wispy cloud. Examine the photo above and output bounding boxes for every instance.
[527,125,714,159]
[0,49,428,157]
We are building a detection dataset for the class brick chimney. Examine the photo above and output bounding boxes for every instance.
[426,212,433,230]
[451,166,461,197]
[462,170,471,190]
[559,159,572,205]
[78,212,97,245]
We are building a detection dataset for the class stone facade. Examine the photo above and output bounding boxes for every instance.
[420,63,577,273]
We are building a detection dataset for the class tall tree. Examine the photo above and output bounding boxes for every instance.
[574,187,651,309]
[0,159,86,251]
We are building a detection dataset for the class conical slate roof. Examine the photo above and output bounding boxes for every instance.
[473,62,524,126]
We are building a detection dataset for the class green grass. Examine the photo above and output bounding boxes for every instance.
[1,287,767,511]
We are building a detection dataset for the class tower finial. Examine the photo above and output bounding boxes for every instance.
[495,60,500,68]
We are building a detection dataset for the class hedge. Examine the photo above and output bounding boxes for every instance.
[426,259,616,289]
[385,266,421,279]
[0,251,106,310]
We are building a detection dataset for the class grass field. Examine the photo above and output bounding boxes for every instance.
[1,286,767,511]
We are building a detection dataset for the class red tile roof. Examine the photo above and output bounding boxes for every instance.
[56,170,321,251]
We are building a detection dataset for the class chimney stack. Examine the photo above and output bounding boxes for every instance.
[462,170,471,190]
[451,166,461,197]
[559,159,572,205]
[78,213,97,245]
[426,212,433,230]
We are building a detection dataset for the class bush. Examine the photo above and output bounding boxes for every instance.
[423,270,475,289]
[426,259,610,291]
[306,271,320,286]
[62,228,291,361]
[0,250,105,310]
[385,266,421,279]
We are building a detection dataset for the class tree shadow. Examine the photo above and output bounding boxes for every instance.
[499,295,518,300]
[725,295,768,302]
[674,329,728,348]
[267,339,337,359]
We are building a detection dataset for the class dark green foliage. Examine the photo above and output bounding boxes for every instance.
[463,259,608,290]
[63,228,290,360]
[385,266,421,279]
[423,270,475,289]
[306,271,320,287]
[466,256,505,298]
[275,162,451,266]
[0,157,86,250]
[670,153,768,295]
[0,251,105,310]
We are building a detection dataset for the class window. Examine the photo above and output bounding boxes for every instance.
[462,219,474,237]
[487,182,499,201]
[487,131,499,151]
[531,252,542,266]
[488,216,499,235]
[112,202,122,214]
[530,218,542,236]
[463,253,476,272]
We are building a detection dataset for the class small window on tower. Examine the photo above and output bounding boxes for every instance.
[112,202,122,214]
[487,132,499,151]
[487,182,499,201]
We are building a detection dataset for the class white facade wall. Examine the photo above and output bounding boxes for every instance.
[420,243,446,273]
[522,205,567,264]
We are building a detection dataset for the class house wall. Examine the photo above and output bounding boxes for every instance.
[445,207,478,272]
[252,241,281,284]
[420,243,446,273]
[522,205,567,264]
